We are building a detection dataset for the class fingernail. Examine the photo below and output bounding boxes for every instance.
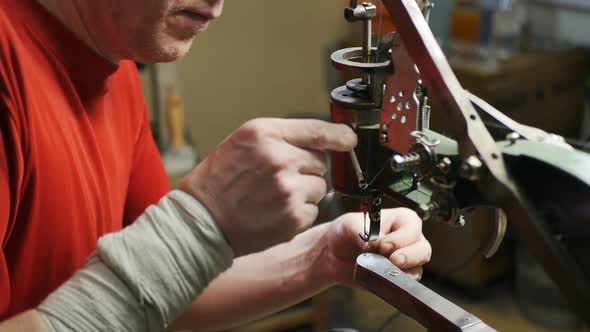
[394,254,407,268]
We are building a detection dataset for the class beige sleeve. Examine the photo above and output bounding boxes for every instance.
[38,190,233,332]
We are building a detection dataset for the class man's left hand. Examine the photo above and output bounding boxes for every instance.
[318,208,432,285]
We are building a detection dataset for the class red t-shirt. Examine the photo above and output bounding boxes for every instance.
[0,0,171,319]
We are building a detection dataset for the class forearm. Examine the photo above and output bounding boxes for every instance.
[38,190,233,332]
[2,226,330,332]
[0,310,48,332]
[173,223,335,331]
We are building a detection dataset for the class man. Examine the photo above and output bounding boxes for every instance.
[0,0,432,331]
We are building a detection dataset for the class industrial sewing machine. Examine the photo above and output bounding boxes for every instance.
[329,0,590,330]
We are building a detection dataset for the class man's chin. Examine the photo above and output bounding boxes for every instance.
[133,39,194,64]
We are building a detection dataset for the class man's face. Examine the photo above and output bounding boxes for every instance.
[79,0,224,63]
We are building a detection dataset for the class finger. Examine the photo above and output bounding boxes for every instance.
[389,235,432,270]
[297,148,329,176]
[293,203,319,232]
[377,210,423,256]
[262,142,327,176]
[379,208,423,236]
[278,119,357,152]
[279,202,319,237]
[283,145,328,176]
[294,175,328,204]
[402,266,423,281]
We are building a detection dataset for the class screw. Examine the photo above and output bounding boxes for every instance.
[460,155,483,181]
[391,152,421,172]
[387,270,400,277]
[380,125,388,143]
[421,104,431,130]
[454,215,466,227]
[437,157,452,174]
[506,132,520,145]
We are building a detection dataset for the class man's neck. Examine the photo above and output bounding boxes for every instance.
[36,0,118,63]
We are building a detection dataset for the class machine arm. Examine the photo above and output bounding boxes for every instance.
[358,0,590,321]
[376,0,590,323]
[356,253,497,332]
[328,0,590,327]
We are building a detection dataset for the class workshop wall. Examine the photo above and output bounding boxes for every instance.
[178,1,352,156]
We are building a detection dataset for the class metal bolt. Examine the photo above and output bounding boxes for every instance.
[460,155,483,181]
[437,157,452,175]
[391,152,421,172]
[416,84,424,100]
[454,215,466,227]
[506,132,520,145]
[387,270,400,277]
[380,125,388,143]
[344,2,377,21]
[421,104,431,130]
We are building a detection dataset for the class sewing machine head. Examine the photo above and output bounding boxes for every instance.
[330,0,471,241]
[329,0,590,326]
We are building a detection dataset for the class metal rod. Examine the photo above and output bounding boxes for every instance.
[361,16,372,84]
[350,150,368,189]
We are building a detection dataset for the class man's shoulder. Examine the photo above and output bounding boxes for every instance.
[0,1,60,67]
[0,2,22,51]
[0,2,25,112]
[0,1,28,40]
[0,1,14,25]
[0,2,38,76]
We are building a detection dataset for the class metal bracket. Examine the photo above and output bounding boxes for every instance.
[355,253,497,332]
[379,0,590,322]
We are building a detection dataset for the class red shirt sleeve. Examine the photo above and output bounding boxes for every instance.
[0,19,24,311]
[122,102,171,226]
[0,95,24,316]
[0,110,13,316]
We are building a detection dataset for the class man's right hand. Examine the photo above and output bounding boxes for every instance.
[179,118,357,257]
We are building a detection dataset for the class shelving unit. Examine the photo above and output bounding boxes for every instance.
[532,0,590,10]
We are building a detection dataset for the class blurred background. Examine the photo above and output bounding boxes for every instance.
[139,0,590,331]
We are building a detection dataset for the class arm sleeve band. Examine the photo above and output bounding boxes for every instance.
[37,190,233,332]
